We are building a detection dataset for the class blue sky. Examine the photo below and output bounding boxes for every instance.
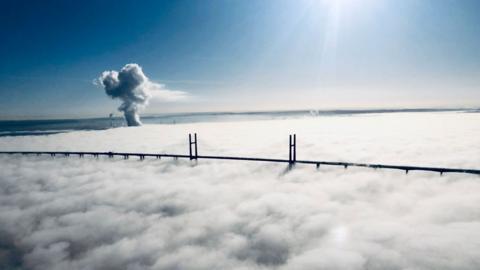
[1,0,479,119]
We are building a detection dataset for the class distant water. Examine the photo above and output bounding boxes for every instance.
[0,109,472,137]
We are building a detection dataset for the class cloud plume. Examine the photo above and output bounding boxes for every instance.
[98,63,187,126]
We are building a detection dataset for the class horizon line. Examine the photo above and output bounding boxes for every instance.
[1,107,479,122]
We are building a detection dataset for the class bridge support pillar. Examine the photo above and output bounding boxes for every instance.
[289,134,296,165]
[189,133,198,160]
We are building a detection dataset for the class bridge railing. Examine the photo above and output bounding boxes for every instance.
[1,133,479,176]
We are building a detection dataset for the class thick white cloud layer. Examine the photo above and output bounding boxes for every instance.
[1,112,480,269]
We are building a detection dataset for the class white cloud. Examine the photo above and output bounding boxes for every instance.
[97,64,188,126]
[148,82,189,102]
[1,112,480,269]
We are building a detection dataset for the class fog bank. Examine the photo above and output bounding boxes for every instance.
[1,112,480,269]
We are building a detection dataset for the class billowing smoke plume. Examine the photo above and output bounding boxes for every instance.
[98,64,186,126]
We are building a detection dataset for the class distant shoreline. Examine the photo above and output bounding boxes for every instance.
[1,107,478,123]
[0,108,478,138]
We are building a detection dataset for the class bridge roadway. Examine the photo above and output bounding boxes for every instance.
[1,151,479,176]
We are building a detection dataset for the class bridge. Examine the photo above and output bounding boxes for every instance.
[1,134,479,176]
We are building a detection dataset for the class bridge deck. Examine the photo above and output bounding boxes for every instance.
[1,151,479,176]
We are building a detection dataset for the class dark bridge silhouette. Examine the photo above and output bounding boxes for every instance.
[1,133,479,176]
